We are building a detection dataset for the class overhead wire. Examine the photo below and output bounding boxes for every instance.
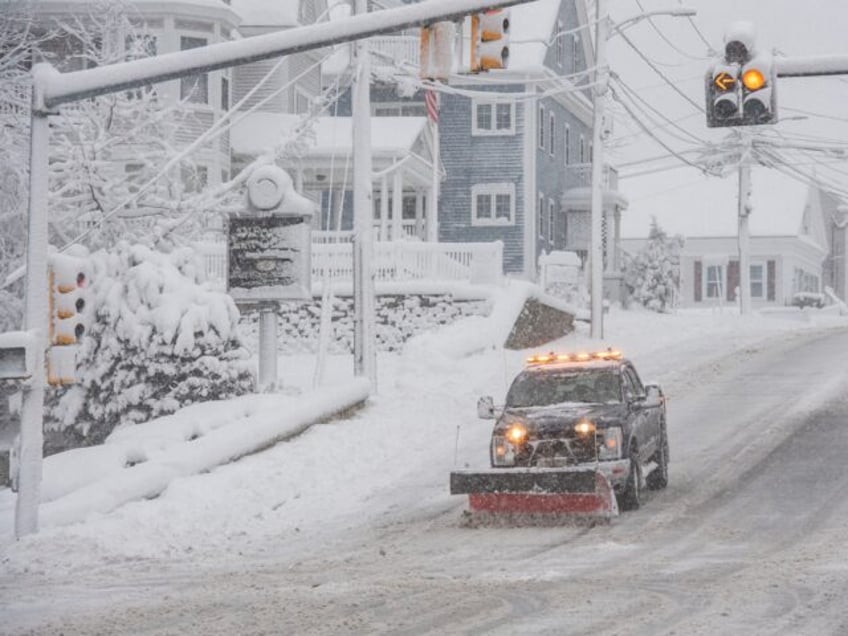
[632,0,710,62]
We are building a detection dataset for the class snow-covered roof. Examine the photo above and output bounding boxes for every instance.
[508,0,563,71]
[230,0,299,27]
[231,113,428,156]
[621,167,813,240]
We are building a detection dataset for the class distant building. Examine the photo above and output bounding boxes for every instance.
[621,169,828,309]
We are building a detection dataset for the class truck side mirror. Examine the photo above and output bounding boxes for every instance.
[477,395,495,419]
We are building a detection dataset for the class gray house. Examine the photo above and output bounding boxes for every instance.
[322,0,628,287]
[438,0,628,283]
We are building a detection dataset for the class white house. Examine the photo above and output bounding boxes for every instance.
[621,168,828,309]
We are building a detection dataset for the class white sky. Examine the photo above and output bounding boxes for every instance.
[604,0,848,238]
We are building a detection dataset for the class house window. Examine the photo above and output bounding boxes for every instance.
[538,193,545,238]
[539,105,546,149]
[579,134,586,162]
[124,163,143,195]
[750,263,764,298]
[564,124,571,164]
[548,199,555,241]
[548,112,555,156]
[180,36,208,104]
[220,76,229,111]
[571,34,580,74]
[181,164,208,193]
[472,101,514,135]
[706,264,723,299]
[555,20,564,67]
[472,183,515,226]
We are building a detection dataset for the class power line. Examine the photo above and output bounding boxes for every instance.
[611,73,708,145]
[609,85,707,173]
[616,27,705,113]
[632,0,710,63]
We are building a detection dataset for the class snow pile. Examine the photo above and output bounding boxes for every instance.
[46,242,255,448]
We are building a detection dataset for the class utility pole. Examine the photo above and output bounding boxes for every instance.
[589,0,609,339]
[352,0,377,387]
[738,135,753,315]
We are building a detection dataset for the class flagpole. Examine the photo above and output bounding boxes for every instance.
[427,88,440,242]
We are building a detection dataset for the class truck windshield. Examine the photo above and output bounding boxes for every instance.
[505,368,621,407]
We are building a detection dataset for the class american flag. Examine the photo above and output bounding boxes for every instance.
[425,88,439,124]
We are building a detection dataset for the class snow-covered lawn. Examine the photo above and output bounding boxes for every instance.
[1,295,845,573]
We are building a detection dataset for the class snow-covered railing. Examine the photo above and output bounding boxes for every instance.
[314,220,420,243]
[314,240,503,285]
[369,35,419,67]
[197,240,503,288]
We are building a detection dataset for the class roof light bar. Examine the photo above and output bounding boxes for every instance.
[525,349,623,365]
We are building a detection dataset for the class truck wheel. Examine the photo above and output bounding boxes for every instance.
[618,451,642,511]
[647,427,669,490]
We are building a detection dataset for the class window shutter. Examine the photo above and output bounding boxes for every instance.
[694,261,702,302]
[727,260,739,301]
[767,260,776,301]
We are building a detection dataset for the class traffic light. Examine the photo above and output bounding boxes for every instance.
[49,253,89,347]
[470,9,509,72]
[706,23,777,127]
[47,252,90,386]
[419,21,455,80]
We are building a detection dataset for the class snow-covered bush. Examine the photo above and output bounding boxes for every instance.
[46,242,255,448]
[624,218,684,313]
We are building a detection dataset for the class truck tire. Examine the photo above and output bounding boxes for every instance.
[646,426,669,490]
[618,450,642,511]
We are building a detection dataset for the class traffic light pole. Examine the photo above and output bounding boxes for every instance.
[589,0,610,340]
[352,0,377,387]
[738,151,752,315]
[16,92,51,539]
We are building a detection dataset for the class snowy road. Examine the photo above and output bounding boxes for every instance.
[3,323,848,634]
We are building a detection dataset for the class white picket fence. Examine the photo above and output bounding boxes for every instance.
[195,239,503,290]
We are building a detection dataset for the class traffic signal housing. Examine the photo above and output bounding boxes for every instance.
[706,27,777,128]
[47,252,90,386]
[470,9,509,72]
[740,53,776,125]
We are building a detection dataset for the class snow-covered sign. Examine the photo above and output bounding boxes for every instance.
[227,215,312,305]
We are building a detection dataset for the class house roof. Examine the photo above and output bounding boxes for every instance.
[230,0,299,27]
[620,167,814,240]
[231,113,428,156]
[508,0,565,71]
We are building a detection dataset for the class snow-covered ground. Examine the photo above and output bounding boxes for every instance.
[2,296,848,633]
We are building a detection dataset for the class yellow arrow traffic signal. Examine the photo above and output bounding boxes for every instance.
[713,71,736,91]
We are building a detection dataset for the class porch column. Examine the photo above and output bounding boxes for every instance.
[392,167,403,241]
[415,191,424,239]
[380,175,389,241]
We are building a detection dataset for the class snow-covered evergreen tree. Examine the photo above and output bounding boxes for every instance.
[624,218,684,313]
[45,242,255,448]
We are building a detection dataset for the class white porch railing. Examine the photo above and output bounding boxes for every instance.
[369,36,419,67]
[196,239,503,288]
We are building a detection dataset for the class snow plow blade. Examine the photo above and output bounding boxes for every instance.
[450,468,618,520]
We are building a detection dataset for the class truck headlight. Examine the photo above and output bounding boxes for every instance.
[599,426,622,460]
[505,423,528,444]
[492,435,515,466]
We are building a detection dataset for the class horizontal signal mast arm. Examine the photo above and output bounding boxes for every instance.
[39,0,534,110]
[776,54,848,77]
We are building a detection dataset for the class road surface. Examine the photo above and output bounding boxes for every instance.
[3,328,848,635]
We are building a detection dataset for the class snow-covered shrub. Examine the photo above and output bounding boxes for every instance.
[624,218,684,313]
[46,242,255,448]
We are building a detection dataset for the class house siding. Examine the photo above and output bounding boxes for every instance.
[438,84,527,273]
